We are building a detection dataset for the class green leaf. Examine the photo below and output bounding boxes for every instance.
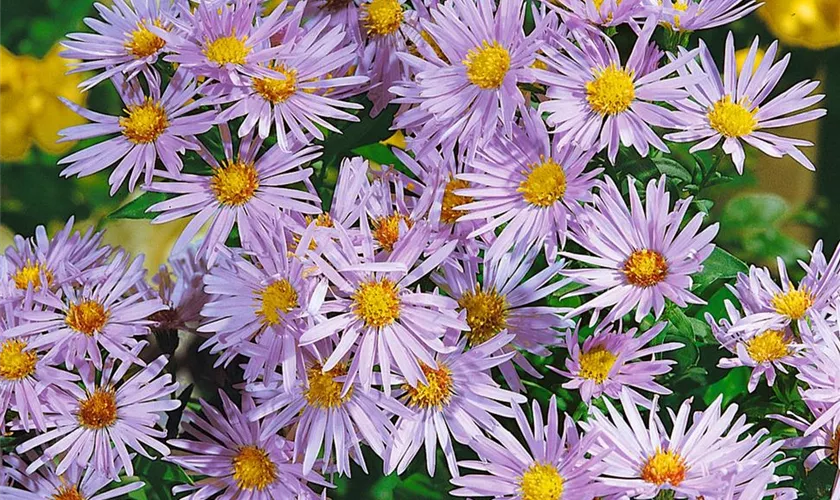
[692,247,748,290]
[352,143,404,169]
[651,157,692,184]
[107,192,170,220]
[721,193,788,227]
[129,456,192,499]
[703,366,749,406]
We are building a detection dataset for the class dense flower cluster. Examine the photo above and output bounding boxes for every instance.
[1,0,835,499]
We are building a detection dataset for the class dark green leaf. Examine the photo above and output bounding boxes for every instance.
[107,192,170,220]
[692,247,748,290]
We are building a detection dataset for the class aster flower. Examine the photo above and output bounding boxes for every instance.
[451,395,608,499]
[655,0,761,32]
[665,34,826,173]
[386,333,526,477]
[8,252,165,369]
[146,125,321,265]
[772,398,840,472]
[58,70,214,194]
[3,217,109,298]
[535,19,700,163]
[198,220,323,390]
[558,0,647,28]
[796,312,840,436]
[552,322,682,406]
[456,109,600,261]
[1,452,143,500]
[246,362,408,476]
[61,0,176,90]
[16,351,179,480]
[564,176,719,323]
[161,0,296,85]
[706,299,804,392]
[147,247,208,335]
[300,222,466,393]
[167,391,332,499]
[391,0,541,156]
[586,389,785,498]
[211,13,367,150]
[433,240,571,392]
[728,242,840,338]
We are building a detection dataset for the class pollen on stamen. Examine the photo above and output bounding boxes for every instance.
[708,96,758,138]
[77,388,118,429]
[51,485,85,500]
[204,33,251,66]
[518,156,567,208]
[578,346,617,384]
[372,213,413,252]
[0,339,38,381]
[519,462,565,500]
[458,285,509,346]
[232,445,278,491]
[361,0,404,37]
[640,449,687,486]
[771,285,814,320]
[256,279,299,326]
[440,177,472,225]
[403,363,454,409]
[464,41,511,90]
[66,300,109,336]
[210,160,260,206]
[13,260,53,291]
[125,19,166,59]
[585,64,636,116]
[622,249,669,288]
[745,329,791,363]
[303,364,353,409]
[352,278,401,328]
[253,65,298,103]
[119,97,169,144]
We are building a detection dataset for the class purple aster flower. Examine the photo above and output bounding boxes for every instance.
[8,252,165,369]
[433,241,571,392]
[58,70,214,194]
[558,0,647,28]
[1,452,143,500]
[551,322,681,406]
[535,19,701,163]
[61,0,176,90]
[3,217,110,298]
[654,0,761,32]
[147,247,208,335]
[451,395,608,499]
[456,109,600,261]
[797,311,840,436]
[723,466,798,500]
[772,398,840,472]
[386,333,526,477]
[246,362,408,476]
[0,308,79,432]
[586,389,785,499]
[17,351,179,480]
[167,391,332,499]
[210,13,367,150]
[199,221,323,390]
[665,34,826,173]
[728,242,840,338]
[146,125,322,265]
[160,0,295,85]
[391,0,542,156]
[300,222,466,394]
[706,299,804,392]
[564,176,718,323]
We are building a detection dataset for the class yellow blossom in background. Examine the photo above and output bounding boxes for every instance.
[734,47,765,74]
[381,130,407,150]
[759,0,840,50]
[0,43,87,162]
[92,217,191,274]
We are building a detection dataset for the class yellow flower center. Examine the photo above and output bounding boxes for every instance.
[520,463,565,500]
[253,65,297,103]
[458,286,509,346]
[585,64,636,115]
[0,339,37,381]
[77,389,118,429]
[641,449,687,486]
[204,34,250,66]
[303,364,353,409]
[519,157,567,208]
[404,364,454,409]
[464,41,511,90]
[440,177,472,224]
[211,160,260,206]
[673,0,690,11]
[745,329,791,363]
[708,96,757,138]
[13,260,53,290]
[125,20,166,59]
[314,213,334,227]
[232,445,278,491]
[352,278,401,328]
[578,346,617,384]
[256,279,298,326]
[51,486,85,500]
[66,300,109,336]
[361,0,403,36]
[622,249,669,288]
[771,285,814,320]
[119,98,169,144]
[372,213,413,252]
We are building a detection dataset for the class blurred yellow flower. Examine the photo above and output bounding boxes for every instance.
[735,47,765,74]
[0,43,87,162]
[759,0,840,50]
[93,217,191,274]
